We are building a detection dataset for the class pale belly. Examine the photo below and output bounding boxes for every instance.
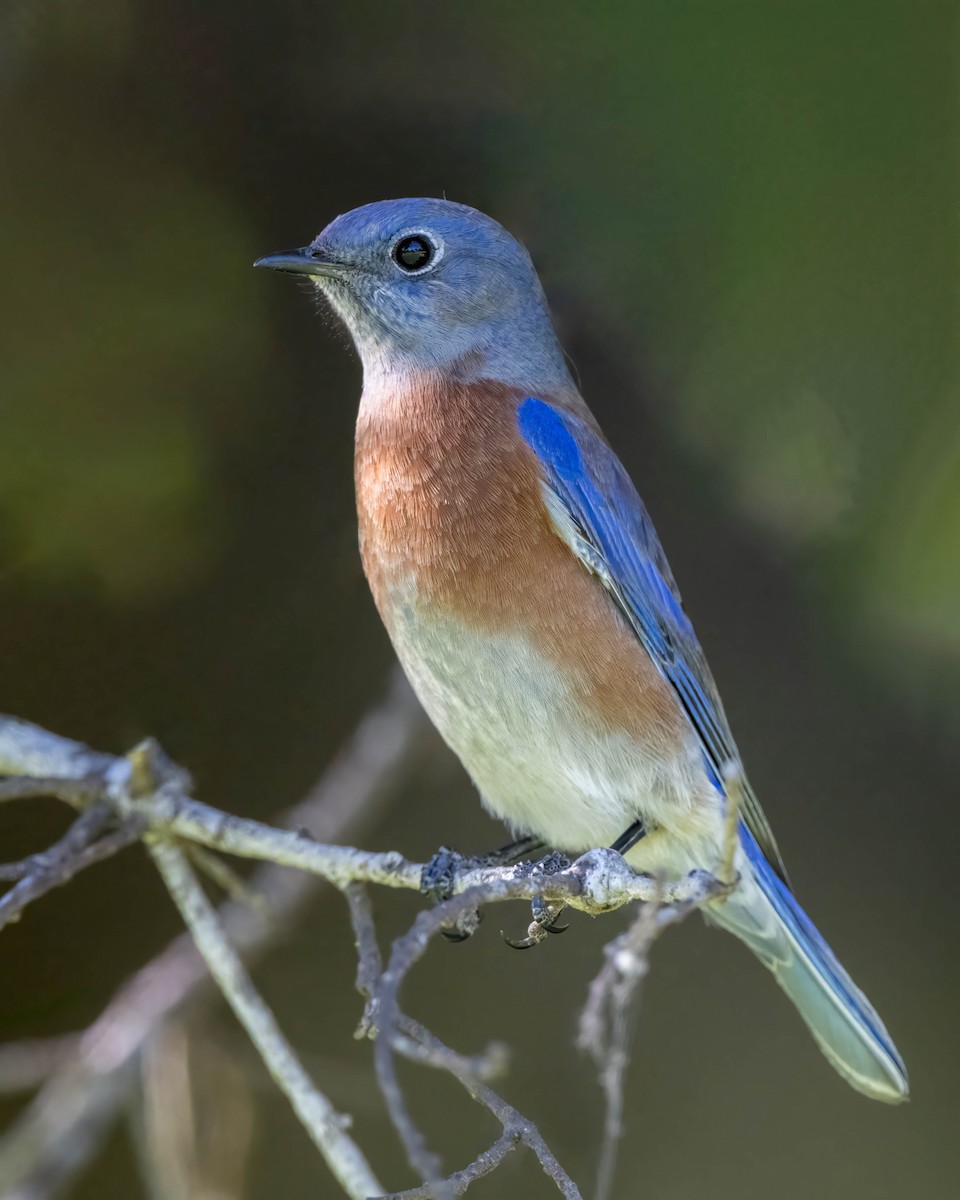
[385,588,724,877]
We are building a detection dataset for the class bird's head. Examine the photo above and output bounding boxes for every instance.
[256,197,572,390]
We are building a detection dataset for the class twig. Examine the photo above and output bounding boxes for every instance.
[0,807,144,932]
[347,883,581,1199]
[129,1022,199,1200]
[395,1017,581,1200]
[365,886,584,1198]
[1,703,721,919]
[577,889,712,1200]
[0,674,428,1200]
[344,883,384,1038]
[148,839,385,1200]
[382,1129,520,1199]
[0,778,100,807]
[185,844,270,915]
[577,899,659,1200]
[0,717,116,780]
[0,680,730,1200]
[0,807,105,882]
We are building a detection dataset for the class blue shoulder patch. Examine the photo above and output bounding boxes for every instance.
[517,397,584,483]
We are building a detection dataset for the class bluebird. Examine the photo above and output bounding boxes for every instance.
[255,198,908,1103]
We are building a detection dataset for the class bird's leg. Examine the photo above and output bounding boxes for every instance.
[610,817,646,856]
[503,819,648,950]
[483,833,548,867]
[421,835,547,942]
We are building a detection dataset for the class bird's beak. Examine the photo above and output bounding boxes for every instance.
[253,246,347,279]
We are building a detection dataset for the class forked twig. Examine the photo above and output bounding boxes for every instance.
[0,805,145,932]
[148,840,384,1199]
[0,684,731,1200]
[346,883,582,1200]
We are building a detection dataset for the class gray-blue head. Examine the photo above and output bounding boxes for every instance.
[255,198,574,392]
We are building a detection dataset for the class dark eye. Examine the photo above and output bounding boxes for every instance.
[393,235,433,271]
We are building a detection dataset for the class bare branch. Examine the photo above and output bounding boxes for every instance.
[0,678,731,1200]
[0,675,428,1200]
[0,804,107,881]
[347,882,581,1199]
[382,1129,520,1199]
[0,718,116,781]
[578,889,712,1200]
[185,844,271,915]
[0,807,145,932]
[395,1017,581,1200]
[149,840,384,1200]
[352,882,582,1198]
[1,704,722,923]
[344,883,384,1039]
[578,900,659,1200]
[0,778,100,807]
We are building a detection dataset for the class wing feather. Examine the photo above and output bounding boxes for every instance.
[518,397,788,884]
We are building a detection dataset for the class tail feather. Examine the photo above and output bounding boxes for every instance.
[706,824,908,1103]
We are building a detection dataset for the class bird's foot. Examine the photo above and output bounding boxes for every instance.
[422,836,549,942]
[420,845,465,905]
[501,850,572,949]
[420,846,484,941]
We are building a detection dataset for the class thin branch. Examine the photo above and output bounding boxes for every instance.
[347,881,580,1199]
[0,718,117,780]
[130,1022,257,1200]
[1,706,723,920]
[383,1129,520,1199]
[0,674,428,1200]
[353,882,582,1198]
[148,839,385,1200]
[0,778,100,807]
[344,883,384,1039]
[128,1023,200,1200]
[577,891,712,1200]
[185,844,270,915]
[577,899,659,1200]
[0,807,144,932]
[395,1017,581,1200]
[0,681,731,1200]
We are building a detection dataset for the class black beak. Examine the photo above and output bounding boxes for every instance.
[253,246,347,279]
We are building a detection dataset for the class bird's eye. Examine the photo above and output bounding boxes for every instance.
[392,235,433,271]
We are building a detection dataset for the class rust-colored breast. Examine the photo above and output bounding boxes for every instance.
[354,374,686,747]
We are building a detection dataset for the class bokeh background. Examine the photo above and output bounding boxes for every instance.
[1,2,958,1197]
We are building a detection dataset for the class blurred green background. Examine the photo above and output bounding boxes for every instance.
[1,1,957,1197]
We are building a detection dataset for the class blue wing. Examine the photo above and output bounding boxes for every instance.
[518,397,787,883]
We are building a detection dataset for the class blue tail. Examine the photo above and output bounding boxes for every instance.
[705,824,908,1103]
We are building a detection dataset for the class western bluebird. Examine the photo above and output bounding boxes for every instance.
[256,198,908,1103]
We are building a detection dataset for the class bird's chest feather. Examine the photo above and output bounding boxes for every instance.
[355,377,544,617]
[352,376,706,852]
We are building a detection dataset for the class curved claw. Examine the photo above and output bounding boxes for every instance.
[439,903,484,944]
[500,897,569,949]
[500,926,549,950]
